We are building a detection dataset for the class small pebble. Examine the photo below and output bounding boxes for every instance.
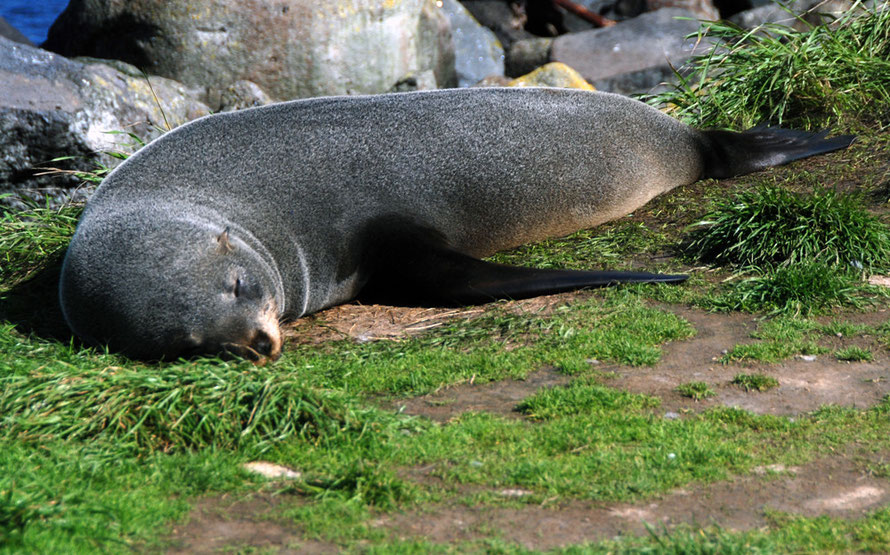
[498,488,533,497]
[242,461,302,480]
[664,411,680,420]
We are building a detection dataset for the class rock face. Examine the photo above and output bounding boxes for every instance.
[441,0,505,87]
[550,8,707,93]
[0,36,209,207]
[43,0,457,103]
[730,0,857,30]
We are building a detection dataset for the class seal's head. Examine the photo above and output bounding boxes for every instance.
[59,209,285,363]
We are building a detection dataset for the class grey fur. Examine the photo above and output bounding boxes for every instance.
[58,87,849,360]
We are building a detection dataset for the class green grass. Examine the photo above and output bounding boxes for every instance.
[645,6,890,129]
[0,204,82,287]
[0,363,404,454]
[706,261,870,316]
[0,441,245,551]
[685,185,890,273]
[720,316,826,364]
[834,346,874,362]
[283,290,695,394]
[820,320,871,338]
[732,373,780,392]
[676,381,716,400]
[487,221,670,270]
[516,378,661,420]
[683,183,890,316]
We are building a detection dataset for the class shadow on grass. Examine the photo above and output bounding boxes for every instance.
[0,253,77,343]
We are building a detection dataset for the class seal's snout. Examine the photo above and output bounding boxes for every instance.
[252,332,274,357]
[249,327,282,363]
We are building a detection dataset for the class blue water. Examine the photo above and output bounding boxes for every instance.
[1,0,69,44]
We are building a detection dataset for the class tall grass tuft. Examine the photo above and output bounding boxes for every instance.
[0,365,401,453]
[707,261,867,316]
[646,5,890,128]
[0,203,82,288]
[685,185,890,272]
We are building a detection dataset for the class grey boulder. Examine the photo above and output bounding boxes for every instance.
[441,0,505,86]
[0,37,209,207]
[550,8,709,94]
[43,0,457,102]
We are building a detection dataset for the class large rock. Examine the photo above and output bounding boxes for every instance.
[0,36,209,207]
[43,0,457,104]
[550,8,708,93]
[730,0,857,30]
[612,0,719,20]
[441,0,505,86]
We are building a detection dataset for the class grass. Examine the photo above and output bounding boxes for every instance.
[2,216,890,551]
[685,185,890,273]
[283,291,695,395]
[0,203,82,287]
[0,363,404,454]
[834,346,874,362]
[719,314,890,366]
[681,183,890,316]
[820,320,871,338]
[516,378,661,420]
[720,316,825,364]
[487,221,670,270]
[706,261,870,316]
[732,373,780,392]
[676,381,717,400]
[646,6,890,129]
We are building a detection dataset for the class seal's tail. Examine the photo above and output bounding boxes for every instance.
[700,125,855,180]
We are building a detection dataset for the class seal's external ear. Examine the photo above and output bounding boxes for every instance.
[217,227,234,253]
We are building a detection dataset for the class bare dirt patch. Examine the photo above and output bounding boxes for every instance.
[606,307,890,417]
[165,494,334,554]
[364,302,890,422]
[282,293,585,347]
[283,303,486,345]
[379,449,890,550]
[391,367,571,422]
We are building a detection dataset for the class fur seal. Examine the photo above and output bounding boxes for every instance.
[58,87,854,361]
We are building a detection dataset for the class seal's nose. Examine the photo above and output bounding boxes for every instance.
[253,333,272,356]
[251,329,281,361]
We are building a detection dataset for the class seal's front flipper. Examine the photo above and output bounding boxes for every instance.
[360,243,687,306]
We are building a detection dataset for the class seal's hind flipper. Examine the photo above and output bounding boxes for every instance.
[700,126,855,179]
[360,242,687,307]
